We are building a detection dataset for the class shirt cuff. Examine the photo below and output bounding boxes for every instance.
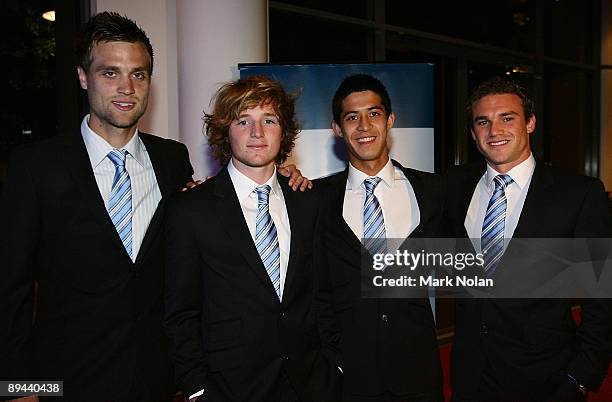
[188,389,204,401]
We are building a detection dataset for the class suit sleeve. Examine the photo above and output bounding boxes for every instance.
[164,194,207,397]
[179,143,195,183]
[314,190,342,368]
[567,178,612,391]
[0,149,39,379]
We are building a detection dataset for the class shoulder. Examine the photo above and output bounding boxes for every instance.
[444,161,486,180]
[139,132,188,153]
[277,174,321,206]
[392,161,445,197]
[537,164,606,198]
[6,136,66,172]
[313,169,346,188]
[165,176,218,223]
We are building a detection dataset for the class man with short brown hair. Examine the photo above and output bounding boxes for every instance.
[164,75,340,402]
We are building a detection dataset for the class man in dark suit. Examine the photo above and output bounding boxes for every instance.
[0,11,193,402]
[446,77,612,402]
[164,75,340,402]
[316,74,444,402]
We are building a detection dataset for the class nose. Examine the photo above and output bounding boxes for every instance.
[357,113,372,131]
[490,119,504,136]
[117,75,135,95]
[251,120,264,138]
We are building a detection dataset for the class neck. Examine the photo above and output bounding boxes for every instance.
[487,153,530,174]
[88,115,137,148]
[231,158,276,185]
[350,156,389,177]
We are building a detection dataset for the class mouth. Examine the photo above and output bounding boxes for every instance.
[247,144,267,151]
[355,136,376,144]
[488,139,510,147]
[112,101,136,111]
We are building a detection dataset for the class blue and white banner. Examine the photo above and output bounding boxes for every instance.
[239,63,435,178]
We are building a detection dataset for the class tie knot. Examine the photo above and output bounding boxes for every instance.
[493,174,513,190]
[255,185,272,205]
[107,149,128,167]
[363,177,382,195]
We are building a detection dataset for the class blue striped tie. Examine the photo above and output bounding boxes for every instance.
[363,177,386,256]
[481,174,513,277]
[255,185,281,298]
[107,149,133,259]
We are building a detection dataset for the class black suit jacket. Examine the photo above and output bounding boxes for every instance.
[164,166,340,402]
[315,160,444,399]
[446,161,612,401]
[0,131,193,402]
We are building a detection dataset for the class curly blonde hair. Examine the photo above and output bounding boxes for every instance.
[204,75,300,165]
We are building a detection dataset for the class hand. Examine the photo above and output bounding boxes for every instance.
[547,376,586,402]
[181,178,208,192]
[278,164,313,192]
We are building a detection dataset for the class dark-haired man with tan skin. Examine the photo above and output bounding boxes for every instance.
[164,75,340,402]
[446,77,612,402]
[0,12,307,402]
[317,74,444,402]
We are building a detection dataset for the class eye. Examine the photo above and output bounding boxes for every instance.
[344,114,358,122]
[133,71,147,80]
[103,71,116,78]
[502,116,514,123]
[370,111,381,117]
[476,120,489,127]
[264,118,278,125]
[235,119,249,126]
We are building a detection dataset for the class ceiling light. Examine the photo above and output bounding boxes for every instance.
[42,11,55,22]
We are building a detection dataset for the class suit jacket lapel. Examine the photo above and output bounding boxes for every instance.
[61,132,133,263]
[512,163,553,237]
[456,162,486,239]
[329,169,362,252]
[213,167,280,299]
[135,134,172,264]
[392,160,431,238]
[279,175,301,300]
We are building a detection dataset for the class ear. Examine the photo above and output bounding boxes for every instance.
[332,120,343,138]
[526,114,536,134]
[386,112,395,130]
[77,66,88,90]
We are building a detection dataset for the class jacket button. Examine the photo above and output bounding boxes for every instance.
[481,324,488,335]
[283,355,289,361]
[381,314,388,322]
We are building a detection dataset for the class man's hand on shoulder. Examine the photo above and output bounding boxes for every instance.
[278,164,313,192]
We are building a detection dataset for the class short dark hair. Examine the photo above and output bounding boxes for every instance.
[204,75,300,165]
[76,11,154,74]
[332,74,392,124]
[467,77,534,122]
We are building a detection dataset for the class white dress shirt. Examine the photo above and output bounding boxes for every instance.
[81,115,162,261]
[465,154,536,248]
[228,159,291,300]
[343,158,420,241]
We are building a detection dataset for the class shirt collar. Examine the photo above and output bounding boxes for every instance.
[484,153,536,191]
[346,157,395,193]
[227,158,281,202]
[80,114,145,168]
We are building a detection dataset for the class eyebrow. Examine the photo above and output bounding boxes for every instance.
[238,112,279,118]
[473,111,519,121]
[94,65,149,73]
[342,105,384,116]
